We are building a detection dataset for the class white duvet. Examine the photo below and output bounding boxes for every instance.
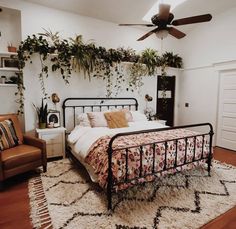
[68,121,167,181]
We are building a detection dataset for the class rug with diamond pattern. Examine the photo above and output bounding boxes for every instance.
[28,159,236,229]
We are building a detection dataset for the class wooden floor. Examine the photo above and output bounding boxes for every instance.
[0,147,235,229]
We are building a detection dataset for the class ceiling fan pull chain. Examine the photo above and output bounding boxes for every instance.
[161,39,163,55]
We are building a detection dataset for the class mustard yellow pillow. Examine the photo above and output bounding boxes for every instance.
[104,111,128,129]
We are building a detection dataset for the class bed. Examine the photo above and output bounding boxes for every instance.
[62,97,214,210]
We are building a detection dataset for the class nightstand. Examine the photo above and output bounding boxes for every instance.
[36,127,66,159]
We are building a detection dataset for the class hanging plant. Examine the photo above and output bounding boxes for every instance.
[70,35,97,80]
[127,62,146,92]
[117,47,139,63]
[140,48,160,76]
[162,51,183,68]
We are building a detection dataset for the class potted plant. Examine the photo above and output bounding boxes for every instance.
[162,52,183,68]
[7,43,17,53]
[140,48,160,75]
[33,99,48,129]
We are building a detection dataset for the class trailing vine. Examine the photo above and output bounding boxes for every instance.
[16,29,183,114]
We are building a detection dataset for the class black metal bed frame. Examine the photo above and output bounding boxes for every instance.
[62,97,214,210]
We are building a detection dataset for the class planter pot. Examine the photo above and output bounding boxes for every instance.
[8,46,17,53]
[0,77,6,84]
[39,122,47,129]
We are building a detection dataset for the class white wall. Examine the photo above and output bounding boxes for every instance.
[0,6,21,50]
[0,85,19,114]
[177,7,236,144]
[0,6,21,115]
[0,0,180,133]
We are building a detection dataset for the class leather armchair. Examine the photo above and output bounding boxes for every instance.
[0,114,47,187]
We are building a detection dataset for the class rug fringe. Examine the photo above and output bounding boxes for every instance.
[28,176,53,229]
[213,159,236,169]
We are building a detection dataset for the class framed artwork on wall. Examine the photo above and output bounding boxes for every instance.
[47,110,60,128]
[1,57,19,68]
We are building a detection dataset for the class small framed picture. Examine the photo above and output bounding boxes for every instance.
[1,57,19,68]
[47,110,60,128]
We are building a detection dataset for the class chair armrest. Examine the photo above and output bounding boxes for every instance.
[23,135,47,166]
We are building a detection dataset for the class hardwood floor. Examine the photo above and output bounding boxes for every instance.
[201,147,236,229]
[0,147,235,229]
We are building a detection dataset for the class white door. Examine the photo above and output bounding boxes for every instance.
[216,71,236,151]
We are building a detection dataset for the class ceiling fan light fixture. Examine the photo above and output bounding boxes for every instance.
[155,30,169,39]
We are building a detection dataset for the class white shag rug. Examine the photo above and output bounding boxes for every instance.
[28,159,236,229]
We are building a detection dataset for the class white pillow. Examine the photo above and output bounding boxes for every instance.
[131,111,148,122]
[77,113,91,127]
[87,111,108,127]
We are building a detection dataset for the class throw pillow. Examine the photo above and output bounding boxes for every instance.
[0,119,19,151]
[104,111,128,129]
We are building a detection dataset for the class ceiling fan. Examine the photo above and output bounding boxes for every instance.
[119,4,212,41]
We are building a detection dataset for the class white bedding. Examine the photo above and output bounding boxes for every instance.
[68,121,167,182]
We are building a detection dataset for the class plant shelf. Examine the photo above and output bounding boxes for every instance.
[0,83,17,87]
[0,51,18,56]
[0,67,19,72]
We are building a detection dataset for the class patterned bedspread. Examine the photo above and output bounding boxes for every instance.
[85,128,210,190]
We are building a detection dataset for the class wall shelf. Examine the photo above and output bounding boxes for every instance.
[0,67,19,72]
[0,83,17,87]
[0,51,18,56]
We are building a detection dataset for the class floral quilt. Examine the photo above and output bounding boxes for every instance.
[85,128,210,191]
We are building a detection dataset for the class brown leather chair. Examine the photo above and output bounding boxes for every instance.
[0,114,47,187]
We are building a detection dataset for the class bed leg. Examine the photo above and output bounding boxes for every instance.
[207,149,212,177]
[107,191,112,211]
[207,128,214,177]
[207,158,211,176]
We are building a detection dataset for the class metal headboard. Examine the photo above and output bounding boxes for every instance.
[62,97,138,132]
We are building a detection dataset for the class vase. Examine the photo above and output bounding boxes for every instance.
[39,122,47,129]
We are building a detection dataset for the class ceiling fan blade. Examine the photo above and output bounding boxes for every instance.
[168,27,186,39]
[137,28,158,41]
[119,23,155,27]
[172,14,212,26]
[159,4,171,20]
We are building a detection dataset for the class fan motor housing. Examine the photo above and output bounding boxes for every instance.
[151,13,174,28]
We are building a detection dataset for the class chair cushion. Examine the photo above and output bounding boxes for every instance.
[1,144,42,170]
[0,119,19,151]
[0,114,23,144]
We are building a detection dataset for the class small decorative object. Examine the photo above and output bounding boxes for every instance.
[51,93,60,110]
[7,43,17,53]
[144,107,154,121]
[145,94,153,102]
[47,110,60,128]
[33,99,48,129]
[0,75,6,84]
[144,94,154,120]
[1,57,19,68]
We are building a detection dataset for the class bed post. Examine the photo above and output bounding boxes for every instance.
[107,144,113,211]
[207,123,214,176]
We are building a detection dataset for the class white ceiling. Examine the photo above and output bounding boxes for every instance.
[24,0,236,28]
[24,0,156,24]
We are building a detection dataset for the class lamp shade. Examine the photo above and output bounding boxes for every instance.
[156,30,169,39]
